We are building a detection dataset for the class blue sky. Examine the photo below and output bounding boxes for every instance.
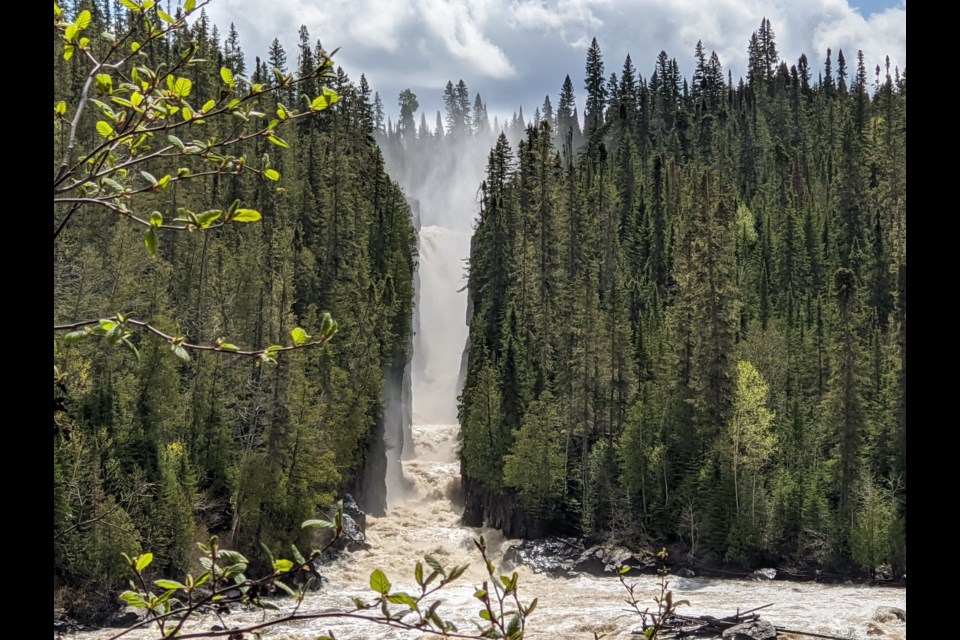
[204,0,906,127]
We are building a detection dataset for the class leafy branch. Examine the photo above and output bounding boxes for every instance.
[54,311,338,365]
[615,548,688,640]
[108,525,538,640]
[53,0,341,245]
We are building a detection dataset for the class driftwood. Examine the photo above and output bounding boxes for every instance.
[629,603,858,640]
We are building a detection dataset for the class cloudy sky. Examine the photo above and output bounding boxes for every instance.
[204,0,905,126]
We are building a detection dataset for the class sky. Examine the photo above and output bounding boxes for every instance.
[204,0,906,128]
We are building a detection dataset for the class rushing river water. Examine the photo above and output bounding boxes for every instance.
[73,225,905,640]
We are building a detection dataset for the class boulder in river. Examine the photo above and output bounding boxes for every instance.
[751,568,777,581]
[873,606,906,623]
[721,619,777,640]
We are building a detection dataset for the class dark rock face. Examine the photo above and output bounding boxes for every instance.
[873,606,906,623]
[501,538,655,577]
[330,494,371,553]
[341,493,366,531]
[461,473,548,539]
[721,620,777,640]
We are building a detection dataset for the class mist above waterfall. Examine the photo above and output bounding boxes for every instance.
[411,226,471,424]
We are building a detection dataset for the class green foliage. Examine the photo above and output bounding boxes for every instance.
[456,21,905,570]
[503,392,567,515]
[53,2,416,594]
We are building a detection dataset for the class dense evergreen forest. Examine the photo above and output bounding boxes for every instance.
[451,22,906,574]
[53,3,416,603]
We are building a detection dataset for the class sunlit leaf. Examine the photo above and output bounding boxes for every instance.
[172,77,192,98]
[154,579,186,590]
[220,67,234,88]
[135,553,153,572]
[75,10,91,29]
[64,331,88,344]
[120,591,148,608]
[273,559,294,573]
[231,209,261,223]
[369,569,390,595]
[145,228,157,258]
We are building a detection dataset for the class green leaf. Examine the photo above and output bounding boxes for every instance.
[220,67,235,88]
[302,519,334,529]
[65,24,78,42]
[172,77,192,98]
[145,228,157,258]
[447,564,467,582]
[217,343,238,351]
[95,74,112,93]
[385,592,418,610]
[525,597,537,615]
[75,9,91,29]
[273,559,294,573]
[120,591,148,608]
[507,614,521,636]
[149,212,163,227]
[275,581,297,597]
[96,121,114,138]
[267,135,289,148]
[218,550,248,565]
[172,344,190,361]
[291,544,306,565]
[184,0,195,11]
[120,0,140,11]
[54,100,67,116]
[425,555,445,576]
[196,210,222,228]
[154,579,186,590]
[369,569,391,595]
[99,320,117,331]
[231,209,261,223]
[291,328,309,345]
[264,169,280,181]
[140,170,158,186]
[64,331,88,344]
[415,561,424,587]
[479,609,492,621]
[63,44,74,60]
[201,99,216,113]
[135,553,153,572]
[130,41,140,52]
[157,9,174,23]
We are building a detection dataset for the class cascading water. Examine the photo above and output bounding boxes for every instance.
[72,224,905,640]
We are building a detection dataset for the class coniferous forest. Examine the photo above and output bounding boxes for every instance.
[54,4,416,603]
[53,1,905,626]
[454,25,906,574]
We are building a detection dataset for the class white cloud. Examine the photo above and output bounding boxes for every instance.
[201,0,905,123]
